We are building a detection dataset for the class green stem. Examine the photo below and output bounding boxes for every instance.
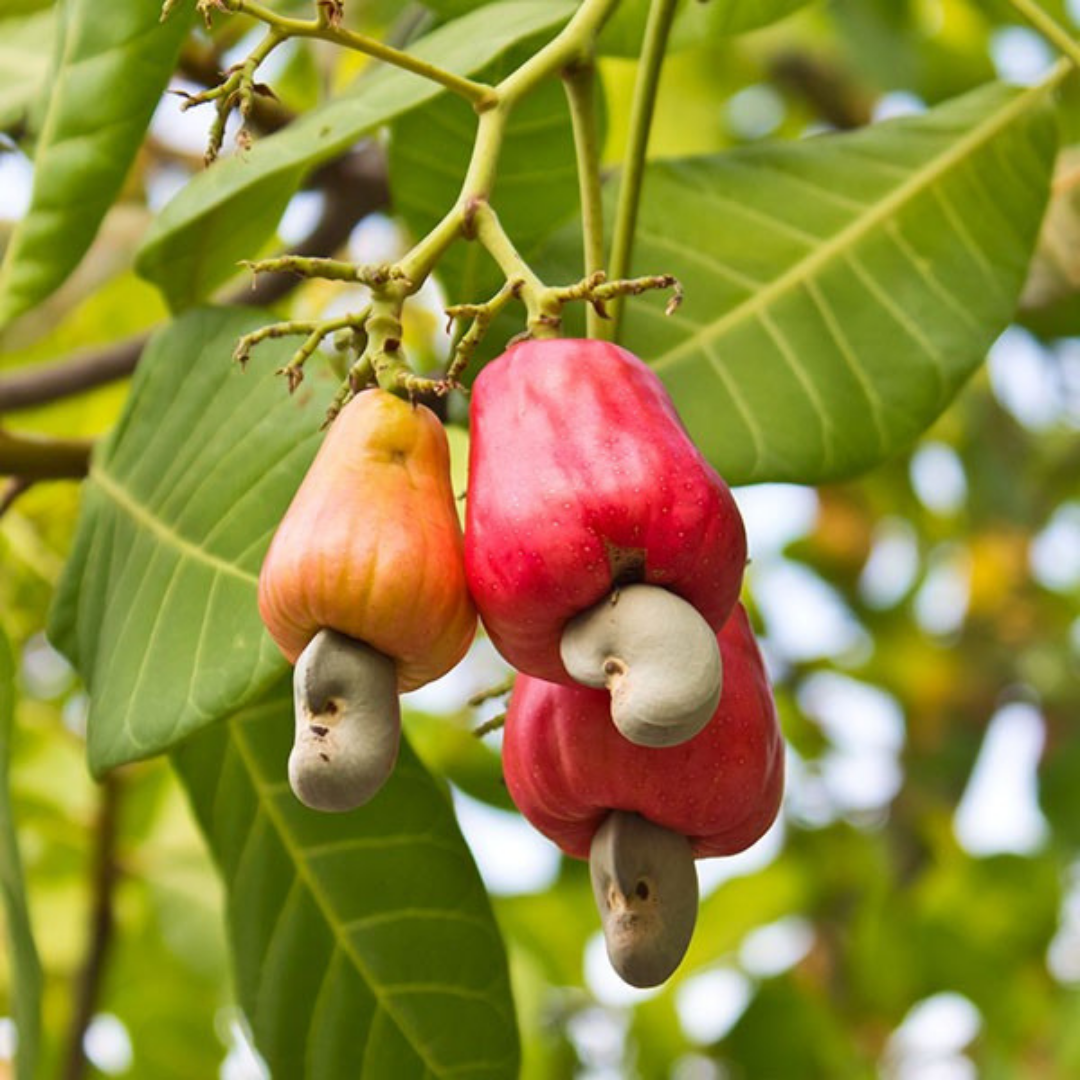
[1006,0,1080,68]
[458,105,512,206]
[563,60,606,338]
[458,0,618,202]
[604,0,679,341]
[497,0,620,103]
[398,205,468,286]
[232,0,497,106]
[390,0,619,306]
[386,0,620,302]
[471,204,554,334]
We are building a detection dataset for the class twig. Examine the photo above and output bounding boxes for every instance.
[473,713,507,738]
[467,676,516,708]
[0,430,93,480]
[0,340,144,413]
[60,773,123,1080]
[215,0,497,108]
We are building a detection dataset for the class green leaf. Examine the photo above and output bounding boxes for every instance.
[707,0,813,35]
[389,45,583,307]
[0,0,51,15]
[622,77,1061,485]
[599,0,812,55]
[173,685,520,1079]
[0,10,55,131]
[0,630,43,1080]
[423,0,495,14]
[48,306,336,774]
[136,1,576,311]
[0,0,193,328]
[406,709,517,813]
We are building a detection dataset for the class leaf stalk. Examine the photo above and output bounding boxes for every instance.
[604,0,680,340]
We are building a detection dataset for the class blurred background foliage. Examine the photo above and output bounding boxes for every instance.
[1,0,1080,1077]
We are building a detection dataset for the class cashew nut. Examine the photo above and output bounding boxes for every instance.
[589,810,698,988]
[559,584,722,747]
[289,628,401,813]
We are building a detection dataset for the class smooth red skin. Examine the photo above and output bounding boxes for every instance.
[465,338,747,683]
[502,604,783,861]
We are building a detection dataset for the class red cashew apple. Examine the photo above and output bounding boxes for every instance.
[259,389,476,810]
[465,338,746,745]
[502,604,783,985]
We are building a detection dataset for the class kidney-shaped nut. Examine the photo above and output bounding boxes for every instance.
[560,584,722,747]
[288,628,401,813]
[589,810,699,988]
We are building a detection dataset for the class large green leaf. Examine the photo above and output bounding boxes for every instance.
[389,46,584,307]
[619,77,1061,485]
[0,10,55,131]
[48,306,336,774]
[173,685,519,1079]
[0,630,43,1080]
[0,0,193,328]
[136,1,576,311]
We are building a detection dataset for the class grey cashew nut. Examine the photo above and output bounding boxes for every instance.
[589,810,698,988]
[560,584,722,747]
[289,628,401,813]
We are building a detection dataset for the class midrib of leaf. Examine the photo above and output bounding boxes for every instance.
[228,719,480,1078]
[651,68,1066,373]
[90,465,257,587]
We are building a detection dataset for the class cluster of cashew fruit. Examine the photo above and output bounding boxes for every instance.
[258,338,783,987]
[466,340,783,986]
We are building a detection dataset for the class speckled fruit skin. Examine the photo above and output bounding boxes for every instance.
[502,604,783,860]
[258,389,476,691]
[464,338,747,683]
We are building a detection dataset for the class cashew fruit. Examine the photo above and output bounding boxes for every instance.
[465,338,746,684]
[259,388,476,691]
[502,604,783,860]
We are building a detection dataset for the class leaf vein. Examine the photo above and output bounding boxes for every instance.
[89,467,257,586]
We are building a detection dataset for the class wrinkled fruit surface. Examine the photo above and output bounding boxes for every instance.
[502,604,784,860]
[465,338,747,683]
[259,388,476,690]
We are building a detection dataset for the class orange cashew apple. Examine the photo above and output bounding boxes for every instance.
[259,389,476,811]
